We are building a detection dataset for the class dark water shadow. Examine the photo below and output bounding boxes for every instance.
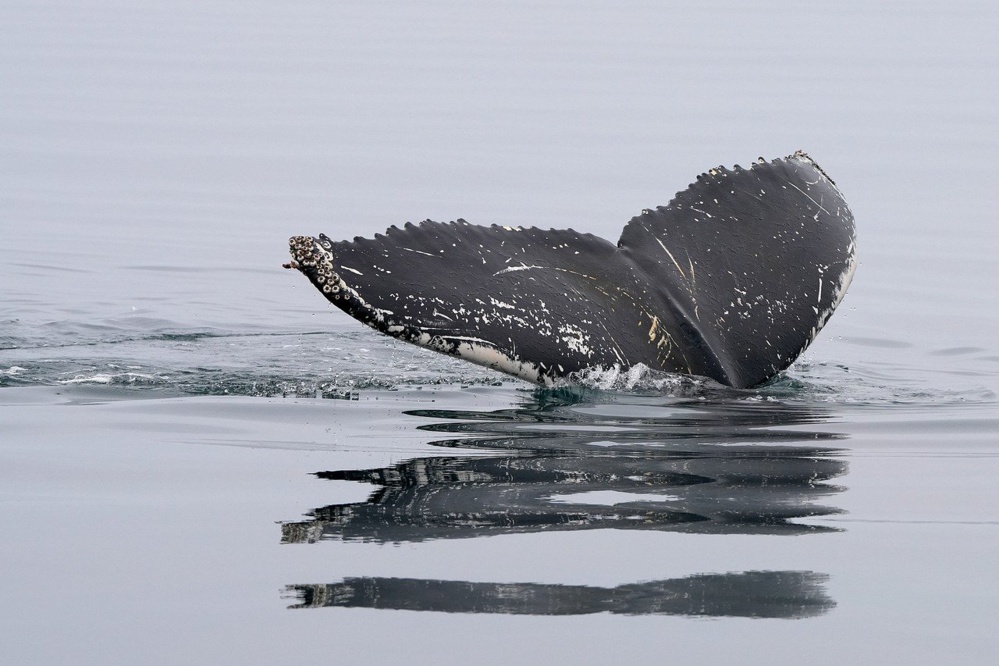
[284,388,847,618]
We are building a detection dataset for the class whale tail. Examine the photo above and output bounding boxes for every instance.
[287,151,856,388]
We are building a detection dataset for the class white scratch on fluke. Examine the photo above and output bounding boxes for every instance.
[401,247,439,258]
[287,151,856,389]
[493,264,543,276]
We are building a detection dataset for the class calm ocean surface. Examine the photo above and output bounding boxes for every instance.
[2,1,997,663]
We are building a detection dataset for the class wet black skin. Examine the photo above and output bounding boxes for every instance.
[287,152,856,388]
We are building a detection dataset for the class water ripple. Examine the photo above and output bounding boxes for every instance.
[1,319,995,407]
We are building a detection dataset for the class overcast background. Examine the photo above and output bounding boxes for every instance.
[3,0,997,366]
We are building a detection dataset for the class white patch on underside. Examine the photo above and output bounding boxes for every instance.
[444,335,497,347]
[409,332,542,384]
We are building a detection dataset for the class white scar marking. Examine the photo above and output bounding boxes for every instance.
[340,265,363,276]
[493,264,543,276]
[787,181,830,215]
[402,247,439,257]
[647,228,686,279]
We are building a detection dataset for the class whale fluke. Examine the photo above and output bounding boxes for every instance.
[286,151,856,388]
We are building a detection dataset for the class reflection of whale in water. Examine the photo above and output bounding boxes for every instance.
[282,391,847,619]
[281,393,848,544]
[286,571,834,619]
[282,444,846,543]
[286,152,856,388]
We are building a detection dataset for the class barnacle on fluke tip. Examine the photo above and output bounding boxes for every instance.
[286,151,856,388]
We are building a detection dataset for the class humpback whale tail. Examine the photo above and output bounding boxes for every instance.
[286,151,856,389]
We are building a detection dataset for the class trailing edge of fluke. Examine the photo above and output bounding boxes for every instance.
[286,151,856,388]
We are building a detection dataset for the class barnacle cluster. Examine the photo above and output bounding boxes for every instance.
[286,235,349,301]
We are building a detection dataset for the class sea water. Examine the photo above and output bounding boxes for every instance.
[2,1,998,663]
